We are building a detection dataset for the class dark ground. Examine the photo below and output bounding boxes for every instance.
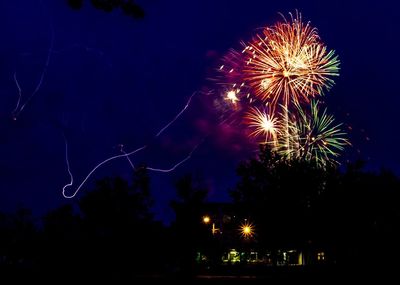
[1,264,396,284]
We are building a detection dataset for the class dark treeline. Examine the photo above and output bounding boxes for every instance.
[1,146,400,282]
[230,146,400,279]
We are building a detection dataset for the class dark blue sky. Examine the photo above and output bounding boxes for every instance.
[1,0,399,222]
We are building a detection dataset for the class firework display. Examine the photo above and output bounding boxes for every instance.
[242,11,340,108]
[279,100,349,167]
[215,11,348,167]
[244,107,281,146]
[63,11,349,198]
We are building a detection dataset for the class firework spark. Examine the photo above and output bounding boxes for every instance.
[280,100,350,167]
[226,90,239,104]
[242,11,340,109]
[212,11,346,165]
[244,106,281,145]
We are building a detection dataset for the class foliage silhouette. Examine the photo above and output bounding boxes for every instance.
[0,150,400,281]
[170,174,209,276]
[76,167,165,280]
[231,145,337,250]
[231,144,400,273]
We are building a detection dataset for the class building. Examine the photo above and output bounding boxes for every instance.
[195,202,329,272]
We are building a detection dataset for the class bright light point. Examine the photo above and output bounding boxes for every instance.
[261,118,274,132]
[239,221,255,238]
[283,70,290,77]
[203,216,210,224]
[261,79,270,90]
[245,107,279,142]
[226,90,239,104]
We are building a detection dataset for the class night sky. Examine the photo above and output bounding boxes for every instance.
[1,0,399,223]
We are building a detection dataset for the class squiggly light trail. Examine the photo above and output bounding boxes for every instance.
[12,72,22,116]
[62,134,73,196]
[62,93,198,198]
[119,144,135,169]
[12,4,55,119]
[146,139,204,173]
[156,92,196,137]
[62,145,147,198]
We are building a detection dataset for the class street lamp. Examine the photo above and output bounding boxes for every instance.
[239,220,255,239]
[202,215,211,224]
[202,215,220,235]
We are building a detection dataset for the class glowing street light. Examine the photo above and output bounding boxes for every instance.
[239,220,255,239]
[202,215,220,235]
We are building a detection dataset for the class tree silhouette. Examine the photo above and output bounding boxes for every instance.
[332,162,400,274]
[74,167,164,280]
[40,204,82,279]
[231,145,339,252]
[230,145,400,276]
[1,149,399,280]
[170,174,208,276]
[0,208,40,281]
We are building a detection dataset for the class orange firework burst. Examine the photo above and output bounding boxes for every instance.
[245,107,281,144]
[242,11,340,108]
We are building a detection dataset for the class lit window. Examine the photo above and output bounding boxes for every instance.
[317,251,325,261]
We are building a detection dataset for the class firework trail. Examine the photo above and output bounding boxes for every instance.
[12,72,22,116]
[156,92,196,137]
[146,138,205,173]
[119,144,136,169]
[62,134,74,197]
[62,144,147,198]
[12,6,55,119]
[62,93,198,198]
